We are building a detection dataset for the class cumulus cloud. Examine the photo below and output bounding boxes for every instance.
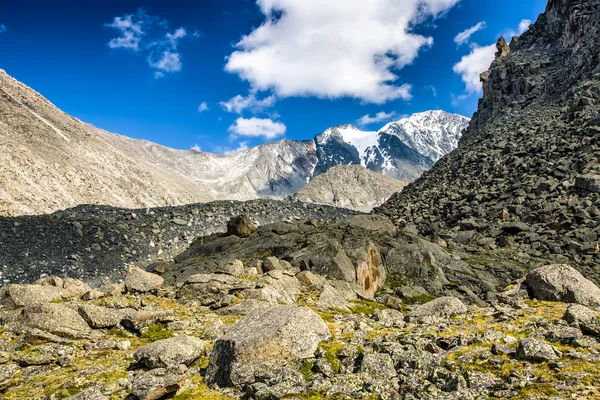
[220,93,277,114]
[198,102,209,112]
[357,111,398,126]
[0,24,7,34]
[190,144,202,152]
[518,19,533,34]
[224,0,460,104]
[454,21,486,45]
[228,117,286,139]
[106,10,193,78]
[453,43,496,93]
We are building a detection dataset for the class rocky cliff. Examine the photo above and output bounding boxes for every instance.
[377,0,600,281]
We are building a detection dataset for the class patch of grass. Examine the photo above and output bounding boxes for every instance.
[402,294,437,306]
[300,361,314,381]
[349,299,386,315]
[320,342,345,374]
[141,323,174,341]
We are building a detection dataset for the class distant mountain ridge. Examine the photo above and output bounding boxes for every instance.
[0,69,468,216]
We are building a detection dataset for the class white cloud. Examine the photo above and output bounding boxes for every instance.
[0,24,7,34]
[224,0,460,104]
[357,111,398,126]
[228,117,286,139]
[106,10,193,78]
[518,19,532,34]
[212,141,251,154]
[453,43,496,93]
[426,85,438,97]
[220,93,277,114]
[198,102,209,112]
[451,93,469,106]
[454,21,486,45]
[190,144,202,152]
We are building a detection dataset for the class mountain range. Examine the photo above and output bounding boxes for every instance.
[0,68,468,216]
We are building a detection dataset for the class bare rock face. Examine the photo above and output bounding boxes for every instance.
[206,305,330,387]
[353,243,386,297]
[526,264,600,307]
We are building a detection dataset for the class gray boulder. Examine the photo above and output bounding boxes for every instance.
[131,368,182,400]
[526,264,600,306]
[373,309,405,328]
[359,353,397,380]
[516,338,559,362]
[409,296,468,319]
[227,215,256,237]
[3,304,94,339]
[125,267,164,293]
[563,304,600,337]
[206,305,330,387]
[134,335,207,369]
[78,304,131,329]
[1,284,66,308]
[65,388,108,400]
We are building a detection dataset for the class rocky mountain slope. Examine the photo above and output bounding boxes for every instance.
[290,165,408,212]
[1,215,600,399]
[0,69,467,216]
[377,0,600,281]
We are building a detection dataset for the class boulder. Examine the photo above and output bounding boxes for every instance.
[134,335,208,369]
[125,267,164,293]
[120,309,175,332]
[78,304,131,329]
[177,273,241,298]
[227,215,256,237]
[206,305,330,387]
[317,284,351,312]
[563,304,600,337]
[359,353,397,380]
[2,284,66,308]
[262,257,283,272]
[409,297,468,319]
[516,338,559,362]
[575,174,600,192]
[3,304,94,339]
[373,309,405,328]
[131,368,182,400]
[526,264,600,306]
[217,260,245,276]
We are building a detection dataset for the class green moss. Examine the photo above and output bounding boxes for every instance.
[402,294,437,306]
[349,299,386,315]
[320,342,345,374]
[107,327,131,338]
[141,323,174,341]
[300,361,314,381]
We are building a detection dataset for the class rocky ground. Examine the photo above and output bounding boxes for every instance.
[1,217,600,400]
[376,0,600,282]
[0,200,356,286]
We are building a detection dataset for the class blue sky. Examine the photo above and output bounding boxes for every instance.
[0,0,547,153]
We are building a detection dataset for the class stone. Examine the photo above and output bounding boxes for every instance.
[120,309,175,332]
[1,284,66,308]
[65,387,108,400]
[372,308,405,328]
[217,260,245,276]
[62,278,93,297]
[396,285,430,299]
[262,256,283,272]
[146,262,171,276]
[563,304,600,337]
[359,353,397,380]
[178,273,241,298]
[78,304,131,329]
[409,297,468,319]
[134,335,207,369]
[202,320,227,340]
[526,264,600,307]
[131,368,182,400]
[81,289,105,301]
[351,243,386,297]
[384,296,403,310]
[125,267,164,293]
[317,284,351,311]
[4,304,94,339]
[227,215,256,237]
[491,344,517,356]
[296,270,327,290]
[206,305,330,387]
[516,339,559,362]
[575,174,600,192]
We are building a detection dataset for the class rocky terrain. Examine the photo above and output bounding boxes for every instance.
[289,165,408,212]
[0,200,356,286]
[377,0,600,282]
[0,70,466,216]
[1,215,600,399]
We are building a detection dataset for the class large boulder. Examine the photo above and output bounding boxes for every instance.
[3,304,94,339]
[131,368,182,400]
[1,284,66,308]
[206,305,330,387]
[134,335,208,369]
[563,304,600,337]
[227,215,256,238]
[408,296,468,320]
[516,338,559,362]
[526,264,600,307]
[78,304,131,329]
[125,267,164,293]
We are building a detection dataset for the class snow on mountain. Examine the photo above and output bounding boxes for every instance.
[379,110,469,162]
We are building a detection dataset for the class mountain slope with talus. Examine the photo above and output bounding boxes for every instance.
[377,0,600,281]
[0,68,467,216]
